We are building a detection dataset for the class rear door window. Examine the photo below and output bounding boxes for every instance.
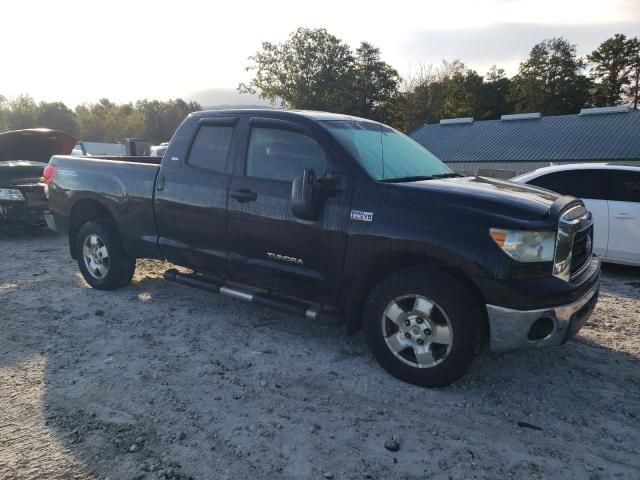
[610,170,640,203]
[187,125,234,173]
[528,170,611,200]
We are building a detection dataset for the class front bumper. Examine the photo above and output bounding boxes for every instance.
[486,262,600,353]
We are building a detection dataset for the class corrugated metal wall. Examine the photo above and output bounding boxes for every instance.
[411,110,640,164]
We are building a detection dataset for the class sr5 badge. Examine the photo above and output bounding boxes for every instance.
[350,210,373,222]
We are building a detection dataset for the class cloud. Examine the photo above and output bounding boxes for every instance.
[401,21,640,75]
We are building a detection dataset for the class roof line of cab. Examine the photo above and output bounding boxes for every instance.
[189,108,377,123]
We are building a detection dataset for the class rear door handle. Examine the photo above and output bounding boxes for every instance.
[614,213,634,219]
[230,189,257,202]
[156,173,165,191]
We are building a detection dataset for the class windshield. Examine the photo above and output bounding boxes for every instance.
[320,120,454,181]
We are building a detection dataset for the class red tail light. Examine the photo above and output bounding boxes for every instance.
[43,164,57,185]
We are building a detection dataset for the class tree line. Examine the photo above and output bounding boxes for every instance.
[240,29,640,131]
[0,96,201,144]
[2,29,638,140]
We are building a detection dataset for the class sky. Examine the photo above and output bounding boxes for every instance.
[1,0,638,106]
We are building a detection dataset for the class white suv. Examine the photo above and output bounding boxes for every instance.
[513,163,640,266]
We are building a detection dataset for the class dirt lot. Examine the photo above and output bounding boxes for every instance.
[1,227,639,480]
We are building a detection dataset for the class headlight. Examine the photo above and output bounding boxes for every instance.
[0,188,25,201]
[490,228,556,263]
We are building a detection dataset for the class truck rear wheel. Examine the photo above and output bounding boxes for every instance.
[364,268,485,387]
[75,220,136,290]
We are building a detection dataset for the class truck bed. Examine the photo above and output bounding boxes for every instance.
[48,154,161,258]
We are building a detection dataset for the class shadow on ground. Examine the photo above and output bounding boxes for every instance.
[1,234,639,479]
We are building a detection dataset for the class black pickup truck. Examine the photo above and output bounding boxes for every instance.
[45,110,600,387]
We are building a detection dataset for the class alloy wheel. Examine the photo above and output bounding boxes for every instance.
[381,294,453,368]
[82,234,110,279]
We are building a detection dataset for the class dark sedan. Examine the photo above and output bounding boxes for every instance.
[0,128,76,225]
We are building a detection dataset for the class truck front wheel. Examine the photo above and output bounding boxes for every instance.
[75,220,136,290]
[364,268,486,387]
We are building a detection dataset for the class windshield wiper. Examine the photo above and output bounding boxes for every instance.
[380,175,434,183]
[431,173,463,178]
[380,173,462,182]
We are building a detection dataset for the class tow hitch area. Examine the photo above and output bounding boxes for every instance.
[163,268,338,323]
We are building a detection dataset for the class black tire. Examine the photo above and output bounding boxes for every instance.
[75,219,136,290]
[364,268,486,388]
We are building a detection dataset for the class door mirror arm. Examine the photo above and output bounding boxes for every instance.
[315,171,341,190]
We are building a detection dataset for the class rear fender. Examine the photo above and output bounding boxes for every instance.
[67,195,120,259]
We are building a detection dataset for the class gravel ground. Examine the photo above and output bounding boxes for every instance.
[1,227,639,480]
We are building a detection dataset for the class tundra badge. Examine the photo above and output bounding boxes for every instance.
[350,210,374,222]
[267,252,304,265]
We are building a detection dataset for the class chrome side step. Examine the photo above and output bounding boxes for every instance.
[163,269,337,322]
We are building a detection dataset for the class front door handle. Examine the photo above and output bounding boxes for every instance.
[230,189,257,202]
[614,213,634,219]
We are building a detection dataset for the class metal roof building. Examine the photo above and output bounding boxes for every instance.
[409,106,640,178]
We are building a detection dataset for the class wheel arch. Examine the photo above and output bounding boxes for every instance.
[345,252,487,335]
[68,198,117,259]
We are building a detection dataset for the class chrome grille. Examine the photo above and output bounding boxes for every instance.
[553,205,594,282]
[570,224,593,279]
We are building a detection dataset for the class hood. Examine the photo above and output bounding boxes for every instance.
[0,128,77,163]
[395,175,566,222]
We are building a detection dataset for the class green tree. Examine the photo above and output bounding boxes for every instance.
[136,98,201,143]
[75,99,113,141]
[0,96,200,142]
[401,64,437,131]
[37,101,78,136]
[7,95,39,129]
[351,42,401,122]
[480,66,514,119]
[588,34,633,106]
[444,67,487,120]
[239,28,355,112]
[0,95,8,132]
[625,37,640,109]
[510,37,591,115]
[401,60,474,125]
[401,61,512,131]
[103,103,142,141]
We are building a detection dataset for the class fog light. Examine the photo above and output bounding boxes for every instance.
[528,317,554,341]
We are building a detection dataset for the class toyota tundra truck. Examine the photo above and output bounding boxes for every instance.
[44,110,600,387]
